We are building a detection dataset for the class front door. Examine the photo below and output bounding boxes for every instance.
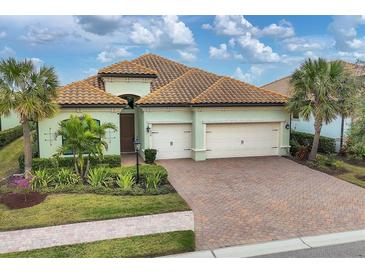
[120,114,135,153]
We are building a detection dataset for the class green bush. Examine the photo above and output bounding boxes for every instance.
[290,131,336,155]
[31,169,55,190]
[146,172,163,190]
[117,172,135,191]
[54,168,82,187]
[0,125,22,148]
[144,149,157,164]
[110,165,168,187]
[19,155,121,171]
[87,167,113,187]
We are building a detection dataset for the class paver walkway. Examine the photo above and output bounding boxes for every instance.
[159,157,365,250]
[0,211,193,254]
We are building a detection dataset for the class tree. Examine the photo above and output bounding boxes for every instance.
[56,114,117,180]
[287,58,360,161]
[346,98,365,159]
[0,58,59,176]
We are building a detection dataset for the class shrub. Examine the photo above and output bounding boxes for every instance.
[289,139,301,156]
[314,154,336,168]
[0,125,23,148]
[290,131,336,155]
[110,165,168,187]
[54,168,81,187]
[117,172,135,191]
[87,167,113,187]
[146,172,162,190]
[144,149,157,164]
[19,155,121,171]
[296,146,310,161]
[31,169,54,190]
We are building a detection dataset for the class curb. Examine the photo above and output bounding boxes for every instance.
[163,228,365,258]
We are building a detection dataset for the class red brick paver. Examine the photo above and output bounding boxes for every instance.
[159,157,365,250]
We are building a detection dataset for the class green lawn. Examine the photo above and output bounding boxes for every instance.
[336,161,365,188]
[0,193,190,231]
[0,230,195,258]
[0,137,23,179]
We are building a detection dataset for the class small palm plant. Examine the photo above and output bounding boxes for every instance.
[0,58,59,176]
[56,114,117,180]
[31,169,54,190]
[87,167,113,187]
[117,172,135,191]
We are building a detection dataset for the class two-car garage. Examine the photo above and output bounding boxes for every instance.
[150,122,281,160]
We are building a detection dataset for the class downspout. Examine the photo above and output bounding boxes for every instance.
[340,115,345,151]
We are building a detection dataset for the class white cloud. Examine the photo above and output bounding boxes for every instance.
[130,23,158,45]
[74,16,123,35]
[163,15,194,45]
[233,65,264,83]
[0,46,15,57]
[97,47,132,63]
[82,68,98,76]
[28,57,44,68]
[201,23,212,30]
[233,33,280,63]
[328,16,365,51]
[177,50,196,62]
[209,15,258,36]
[21,25,67,45]
[283,37,327,52]
[260,20,294,38]
[209,43,230,60]
[0,31,6,38]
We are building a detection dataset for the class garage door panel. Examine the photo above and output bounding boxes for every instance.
[206,123,279,159]
[151,124,192,160]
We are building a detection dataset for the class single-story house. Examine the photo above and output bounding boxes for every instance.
[0,110,20,131]
[261,61,365,151]
[38,53,290,160]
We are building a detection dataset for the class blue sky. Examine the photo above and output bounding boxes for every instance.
[0,15,365,86]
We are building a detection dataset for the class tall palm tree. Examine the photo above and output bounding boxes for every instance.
[287,58,360,161]
[0,58,59,176]
[56,114,117,180]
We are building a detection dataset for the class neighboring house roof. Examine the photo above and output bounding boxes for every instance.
[98,60,158,78]
[57,53,288,108]
[261,61,365,96]
[57,80,127,107]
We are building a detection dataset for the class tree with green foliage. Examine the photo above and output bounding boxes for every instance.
[56,114,117,180]
[346,99,365,159]
[287,58,360,161]
[0,58,59,176]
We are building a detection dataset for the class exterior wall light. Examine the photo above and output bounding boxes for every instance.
[285,122,290,130]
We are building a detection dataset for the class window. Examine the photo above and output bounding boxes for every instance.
[292,112,299,119]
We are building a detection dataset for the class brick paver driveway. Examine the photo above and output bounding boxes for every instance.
[159,157,365,250]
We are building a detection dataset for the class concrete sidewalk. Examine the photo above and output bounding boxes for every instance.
[164,228,365,258]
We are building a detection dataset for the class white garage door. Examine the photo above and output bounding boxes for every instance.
[151,123,192,159]
[206,123,280,159]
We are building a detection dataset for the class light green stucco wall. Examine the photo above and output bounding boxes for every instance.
[102,77,152,98]
[139,106,290,160]
[1,110,20,131]
[38,108,122,158]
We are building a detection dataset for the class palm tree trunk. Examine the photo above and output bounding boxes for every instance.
[309,118,322,161]
[22,120,32,177]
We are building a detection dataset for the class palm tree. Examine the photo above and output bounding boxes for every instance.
[56,114,117,180]
[0,58,59,176]
[287,58,360,161]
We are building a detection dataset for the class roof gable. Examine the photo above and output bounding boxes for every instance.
[98,60,157,77]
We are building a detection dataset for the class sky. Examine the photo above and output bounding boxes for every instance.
[0,15,365,86]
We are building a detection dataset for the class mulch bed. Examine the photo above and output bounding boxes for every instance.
[0,192,47,209]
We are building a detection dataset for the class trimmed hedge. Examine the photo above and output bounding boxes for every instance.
[0,125,22,148]
[290,131,336,155]
[18,155,121,172]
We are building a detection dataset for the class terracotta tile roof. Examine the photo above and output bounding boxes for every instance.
[341,61,365,77]
[137,68,222,105]
[261,76,292,96]
[132,54,190,91]
[84,75,105,90]
[192,77,288,105]
[98,60,157,77]
[57,80,127,106]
